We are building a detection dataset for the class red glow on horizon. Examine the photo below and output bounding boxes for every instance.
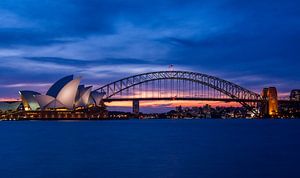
[106,100,242,108]
[0,97,20,102]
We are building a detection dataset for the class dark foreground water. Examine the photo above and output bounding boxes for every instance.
[0,119,300,178]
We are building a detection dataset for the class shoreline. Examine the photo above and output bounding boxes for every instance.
[1,117,299,121]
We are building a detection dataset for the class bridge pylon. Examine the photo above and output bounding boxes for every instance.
[261,87,279,118]
[133,99,140,116]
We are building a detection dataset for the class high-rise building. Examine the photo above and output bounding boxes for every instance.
[290,90,300,101]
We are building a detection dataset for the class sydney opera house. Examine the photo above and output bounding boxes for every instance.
[0,75,107,119]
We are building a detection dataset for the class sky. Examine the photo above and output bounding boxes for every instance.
[0,0,299,110]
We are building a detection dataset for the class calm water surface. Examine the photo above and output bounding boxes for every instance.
[0,119,300,178]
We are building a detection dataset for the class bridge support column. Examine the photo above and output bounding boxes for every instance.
[268,87,278,117]
[261,87,278,117]
[133,100,140,115]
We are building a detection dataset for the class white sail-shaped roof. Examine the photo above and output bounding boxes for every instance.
[19,90,41,111]
[90,91,105,106]
[18,75,97,111]
[0,101,22,111]
[76,86,92,107]
[46,75,73,97]
[44,99,66,109]
[56,77,81,109]
[35,95,55,109]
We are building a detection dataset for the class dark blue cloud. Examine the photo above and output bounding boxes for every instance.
[26,57,153,66]
[0,0,299,98]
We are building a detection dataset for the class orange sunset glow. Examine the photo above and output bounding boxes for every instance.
[106,100,242,108]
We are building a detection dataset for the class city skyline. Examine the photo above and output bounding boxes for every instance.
[3,71,295,118]
[0,0,299,109]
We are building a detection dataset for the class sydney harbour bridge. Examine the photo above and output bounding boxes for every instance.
[95,71,287,117]
[2,70,298,120]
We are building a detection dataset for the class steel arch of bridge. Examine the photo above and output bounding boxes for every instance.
[95,71,262,110]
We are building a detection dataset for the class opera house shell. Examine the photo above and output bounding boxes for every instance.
[19,90,41,111]
[18,75,105,111]
[0,101,22,112]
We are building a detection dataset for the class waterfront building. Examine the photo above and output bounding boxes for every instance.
[290,90,300,101]
[0,75,108,120]
[18,75,105,111]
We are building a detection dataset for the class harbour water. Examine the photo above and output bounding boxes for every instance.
[0,119,300,178]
